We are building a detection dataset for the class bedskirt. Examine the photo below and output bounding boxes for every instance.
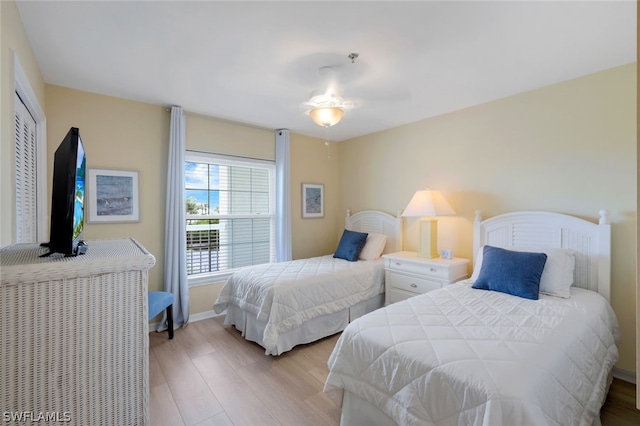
[337,383,611,426]
[223,294,383,355]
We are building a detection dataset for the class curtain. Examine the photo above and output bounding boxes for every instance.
[275,129,292,262]
[163,106,189,330]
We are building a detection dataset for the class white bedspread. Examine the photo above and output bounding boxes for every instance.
[213,255,384,352]
[324,280,621,426]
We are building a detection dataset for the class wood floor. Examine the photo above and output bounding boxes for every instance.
[150,316,640,426]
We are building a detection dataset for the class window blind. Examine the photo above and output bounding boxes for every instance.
[185,152,275,277]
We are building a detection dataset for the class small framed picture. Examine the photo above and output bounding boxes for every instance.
[88,168,140,223]
[302,183,324,219]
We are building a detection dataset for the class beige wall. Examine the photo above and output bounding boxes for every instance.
[0,0,46,247]
[339,63,637,372]
[45,85,169,294]
[636,3,639,396]
[26,85,343,319]
[291,133,342,259]
[187,113,274,160]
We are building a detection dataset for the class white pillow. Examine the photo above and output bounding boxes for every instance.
[358,233,388,260]
[471,245,576,298]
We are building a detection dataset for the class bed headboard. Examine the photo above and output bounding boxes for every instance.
[473,210,612,301]
[345,210,403,254]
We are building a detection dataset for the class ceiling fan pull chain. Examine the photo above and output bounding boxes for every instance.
[325,125,331,159]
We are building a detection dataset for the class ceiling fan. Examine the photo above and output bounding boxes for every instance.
[300,53,360,127]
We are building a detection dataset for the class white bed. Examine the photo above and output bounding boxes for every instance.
[213,209,403,355]
[324,210,621,426]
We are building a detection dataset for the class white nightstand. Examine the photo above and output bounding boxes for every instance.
[383,251,470,305]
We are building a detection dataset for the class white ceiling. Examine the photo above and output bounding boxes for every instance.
[15,1,637,142]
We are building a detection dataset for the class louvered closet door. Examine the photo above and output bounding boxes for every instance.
[14,92,38,243]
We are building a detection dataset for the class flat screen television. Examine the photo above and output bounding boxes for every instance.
[41,127,87,257]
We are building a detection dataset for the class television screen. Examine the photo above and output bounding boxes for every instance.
[73,142,85,241]
[42,127,87,257]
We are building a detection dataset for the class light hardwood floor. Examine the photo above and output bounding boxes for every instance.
[150,316,640,426]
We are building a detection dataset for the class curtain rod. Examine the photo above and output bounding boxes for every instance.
[165,106,275,132]
[185,148,274,163]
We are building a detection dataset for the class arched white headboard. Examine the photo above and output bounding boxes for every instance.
[473,210,611,301]
[345,210,403,254]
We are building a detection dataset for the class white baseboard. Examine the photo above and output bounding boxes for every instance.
[190,309,222,322]
[149,309,222,332]
[612,367,636,384]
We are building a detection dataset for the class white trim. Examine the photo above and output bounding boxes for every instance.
[149,309,221,331]
[188,270,233,287]
[13,52,47,242]
[189,310,221,322]
[612,367,636,384]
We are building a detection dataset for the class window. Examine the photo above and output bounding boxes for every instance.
[185,152,275,282]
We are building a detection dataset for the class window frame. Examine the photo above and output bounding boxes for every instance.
[185,151,276,286]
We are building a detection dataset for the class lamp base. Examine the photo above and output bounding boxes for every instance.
[417,218,438,258]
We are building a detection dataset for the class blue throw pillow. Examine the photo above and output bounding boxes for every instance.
[333,229,368,262]
[472,245,547,300]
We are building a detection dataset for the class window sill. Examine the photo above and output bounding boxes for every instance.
[188,271,234,287]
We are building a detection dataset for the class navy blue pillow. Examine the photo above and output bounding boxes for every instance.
[333,229,368,262]
[472,245,547,300]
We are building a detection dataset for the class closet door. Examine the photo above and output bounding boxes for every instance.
[14,92,38,243]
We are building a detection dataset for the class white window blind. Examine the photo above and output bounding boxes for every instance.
[14,92,38,243]
[185,152,275,278]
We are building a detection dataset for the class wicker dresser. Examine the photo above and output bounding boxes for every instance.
[0,238,155,426]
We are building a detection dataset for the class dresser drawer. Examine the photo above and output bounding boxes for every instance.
[387,258,448,280]
[387,272,442,294]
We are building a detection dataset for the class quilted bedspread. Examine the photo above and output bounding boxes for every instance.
[324,280,620,426]
[213,255,384,351]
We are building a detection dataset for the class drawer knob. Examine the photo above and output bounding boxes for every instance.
[430,268,437,272]
[410,283,417,288]
[395,262,401,266]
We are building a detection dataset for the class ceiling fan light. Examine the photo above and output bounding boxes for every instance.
[309,106,345,127]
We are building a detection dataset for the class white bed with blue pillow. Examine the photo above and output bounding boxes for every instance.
[213,209,402,355]
[324,210,620,426]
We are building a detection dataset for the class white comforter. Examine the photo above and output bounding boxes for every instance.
[324,280,620,426]
[213,255,384,352]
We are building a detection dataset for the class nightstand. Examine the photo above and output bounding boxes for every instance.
[383,251,470,305]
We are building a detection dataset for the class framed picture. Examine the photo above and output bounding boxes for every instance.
[302,183,324,218]
[87,168,140,223]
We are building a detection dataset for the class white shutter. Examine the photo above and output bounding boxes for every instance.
[14,92,38,243]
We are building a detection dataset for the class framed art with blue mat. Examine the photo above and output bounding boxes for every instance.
[302,183,324,218]
[88,168,140,223]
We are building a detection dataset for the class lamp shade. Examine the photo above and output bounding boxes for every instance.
[401,189,456,217]
[308,106,345,127]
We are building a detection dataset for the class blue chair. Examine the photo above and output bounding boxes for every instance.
[148,291,174,339]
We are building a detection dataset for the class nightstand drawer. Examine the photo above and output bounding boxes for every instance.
[388,272,442,294]
[387,259,448,280]
[383,252,470,305]
[386,288,421,304]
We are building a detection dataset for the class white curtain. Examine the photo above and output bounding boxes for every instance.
[163,106,189,329]
[275,129,292,262]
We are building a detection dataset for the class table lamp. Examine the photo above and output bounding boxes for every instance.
[401,188,456,258]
